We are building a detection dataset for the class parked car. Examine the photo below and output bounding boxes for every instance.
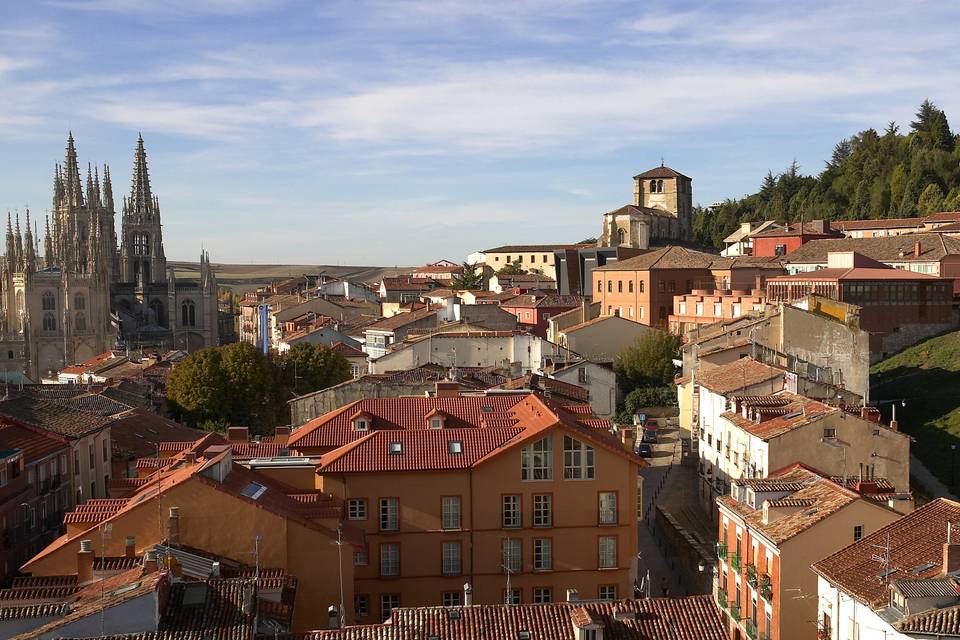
[645,418,659,429]
[642,429,658,444]
[637,443,653,458]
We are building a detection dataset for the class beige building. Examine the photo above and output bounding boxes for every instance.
[472,244,592,282]
[546,302,599,343]
[599,166,693,248]
[555,314,658,363]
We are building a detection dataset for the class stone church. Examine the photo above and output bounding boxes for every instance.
[0,133,219,381]
[599,165,693,248]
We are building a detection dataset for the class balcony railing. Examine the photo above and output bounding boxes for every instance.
[747,564,758,587]
[745,619,757,640]
[730,553,742,572]
[717,542,728,560]
[816,630,831,640]
[717,588,728,609]
[759,574,773,600]
[729,604,741,622]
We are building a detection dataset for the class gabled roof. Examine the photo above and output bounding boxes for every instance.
[0,396,116,439]
[813,498,960,607]
[634,165,691,180]
[329,341,366,359]
[721,392,838,440]
[785,233,960,264]
[0,422,69,463]
[109,409,203,461]
[924,211,960,223]
[363,306,436,333]
[830,217,924,231]
[594,245,718,271]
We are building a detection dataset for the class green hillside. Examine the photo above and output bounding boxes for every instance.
[695,100,960,248]
[871,330,960,491]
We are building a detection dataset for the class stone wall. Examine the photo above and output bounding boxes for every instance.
[289,379,435,426]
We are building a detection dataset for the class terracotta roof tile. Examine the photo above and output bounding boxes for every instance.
[830,217,923,231]
[634,165,690,179]
[0,422,68,464]
[813,498,960,607]
[721,392,837,440]
[695,357,784,395]
[364,306,437,333]
[895,602,960,634]
[0,396,115,439]
[785,233,960,264]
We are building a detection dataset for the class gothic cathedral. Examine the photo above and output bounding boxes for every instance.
[0,133,219,381]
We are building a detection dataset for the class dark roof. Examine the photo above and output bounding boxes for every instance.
[784,233,960,264]
[0,395,115,439]
[594,246,718,271]
[634,165,691,180]
[364,307,437,333]
[109,409,204,460]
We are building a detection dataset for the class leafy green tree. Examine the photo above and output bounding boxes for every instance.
[280,342,351,397]
[497,260,525,276]
[614,331,681,393]
[220,342,273,426]
[451,262,484,290]
[578,237,598,244]
[167,348,230,426]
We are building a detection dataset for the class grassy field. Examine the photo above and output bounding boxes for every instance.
[871,329,960,490]
[170,262,412,294]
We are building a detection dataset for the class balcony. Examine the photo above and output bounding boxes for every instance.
[729,604,741,622]
[730,553,742,572]
[747,564,758,587]
[760,574,773,600]
[744,619,757,640]
[717,542,728,560]
[816,630,831,640]
[39,479,50,494]
[51,474,62,489]
[717,588,728,609]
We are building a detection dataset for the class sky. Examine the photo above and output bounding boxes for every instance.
[2,1,960,265]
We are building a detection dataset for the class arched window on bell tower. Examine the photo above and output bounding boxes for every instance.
[617,228,626,246]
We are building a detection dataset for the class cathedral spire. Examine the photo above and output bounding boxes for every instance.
[129,133,153,217]
[44,215,53,268]
[5,213,14,261]
[23,209,35,273]
[102,164,114,212]
[86,162,97,208]
[64,132,84,208]
[14,212,23,270]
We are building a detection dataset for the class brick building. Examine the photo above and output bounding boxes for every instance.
[669,289,769,335]
[749,221,840,257]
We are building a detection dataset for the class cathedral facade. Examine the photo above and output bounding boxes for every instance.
[0,134,219,381]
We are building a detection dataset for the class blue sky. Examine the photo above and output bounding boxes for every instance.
[2,0,959,265]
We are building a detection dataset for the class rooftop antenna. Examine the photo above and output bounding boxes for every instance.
[870,532,893,584]
[331,527,347,627]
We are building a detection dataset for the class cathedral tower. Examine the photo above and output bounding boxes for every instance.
[119,134,167,288]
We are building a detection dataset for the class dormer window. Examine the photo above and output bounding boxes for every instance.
[430,418,443,429]
[425,409,447,430]
[389,442,403,455]
[351,411,374,432]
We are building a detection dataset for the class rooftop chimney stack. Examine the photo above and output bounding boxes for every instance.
[124,535,136,558]
[463,582,473,606]
[275,426,291,446]
[435,381,459,398]
[944,537,960,576]
[566,588,579,602]
[915,239,922,258]
[168,506,180,547]
[327,605,340,629]
[143,549,158,572]
[77,539,95,584]
[227,426,249,443]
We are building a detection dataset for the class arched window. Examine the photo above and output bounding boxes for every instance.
[607,280,612,293]
[42,313,56,332]
[7,350,13,359]
[150,300,165,327]
[181,300,196,327]
[597,280,602,293]
[657,179,664,193]
[628,280,634,293]
[616,228,626,245]
[649,179,657,192]
[42,291,55,311]
[75,313,86,332]
[134,232,150,256]
[639,280,645,293]
[617,280,623,293]
[74,293,85,310]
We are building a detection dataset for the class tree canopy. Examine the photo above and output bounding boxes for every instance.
[693,100,960,249]
[451,262,484,289]
[168,341,352,432]
[614,331,681,392]
[497,260,525,276]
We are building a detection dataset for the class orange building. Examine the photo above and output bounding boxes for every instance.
[715,464,900,640]
[289,392,645,623]
[669,289,769,334]
[20,433,359,631]
[591,247,783,330]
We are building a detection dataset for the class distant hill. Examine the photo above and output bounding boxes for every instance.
[871,329,960,491]
[170,262,413,294]
[695,100,960,248]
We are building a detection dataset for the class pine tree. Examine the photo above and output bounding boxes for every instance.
[917,183,945,214]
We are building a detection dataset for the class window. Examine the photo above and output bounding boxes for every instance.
[448,440,463,455]
[503,538,521,573]
[617,280,623,293]
[695,302,703,316]
[42,291,55,311]
[348,499,367,520]
[388,442,402,455]
[598,536,617,568]
[533,538,552,571]
[533,494,552,527]
[380,543,399,576]
[73,292,86,310]
[732,303,742,317]
[430,417,443,429]
[442,496,461,530]
[380,594,399,621]
[607,280,612,293]
[638,280,644,293]
[379,498,399,531]
[521,437,552,481]
[73,450,79,476]
[714,303,722,317]
[90,481,96,499]
[847,617,860,640]
[89,443,95,467]
[102,440,108,462]
[578,367,587,383]
[354,594,369,618]
[679,301,686,315]
[599,585,616,601]
[617,228,626,245]
[181,300,196,326]
[42,313,56,332]
[775,244,787,256]
[823,428,836,439]
[149,299,165,327]
[853,525,863,542]
[442,541,461,575]
[599,492,617,524]
[443,591,461,607]
[502,495,521,528]
[597,280,602,293]
[533,587,552,603]
[628,280,634,293]
[74,313,86,332]
[354,546,368,565]
[504,588,521,605]
[563,436,595,480]
[354,418,369,432]
[649,179,657,192]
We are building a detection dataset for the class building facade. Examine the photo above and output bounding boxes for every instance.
[599,166,693,247]
[0,134,218,381]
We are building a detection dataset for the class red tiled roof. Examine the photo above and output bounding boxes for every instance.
[329,341,366,358]
[694,357,784,395]
[298,595,724,640]
[721,392,838,440]
[924,211,960,223]
[289,395,525,450]
[0,422,68,464]
[364,306,437,333]
[813,498,960,607]
[768,267,945,282]
[830,217,923,231]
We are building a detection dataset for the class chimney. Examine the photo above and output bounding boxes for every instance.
[463,582,473,606]
[435,381,459,398]
[915,239,922,258]
[327,605,340,629]
[889,419,899,432]
[944,537,960,576]
[274,426,291,446]
[77,539,95,584]
[227,426,249,443]
[143,549,158,572]
[860,406,870,420]
[211,561,221,577]
[620,427,635,452]
[168,506,180,547]
[566,588,579,602]
[124,535,136,558]
[855,480,879,495]
[184,452,197,463]
[241,582,255,615]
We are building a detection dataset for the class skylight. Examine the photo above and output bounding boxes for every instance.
[448,440,463,455]
[389,442,403,455]
[241,481,268,500]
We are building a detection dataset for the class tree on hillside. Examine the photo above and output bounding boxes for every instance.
[614,332,682,392]
[451,262,484,289]
[497,260,525,276]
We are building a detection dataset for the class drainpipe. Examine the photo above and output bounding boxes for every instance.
[469,467,475,594]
